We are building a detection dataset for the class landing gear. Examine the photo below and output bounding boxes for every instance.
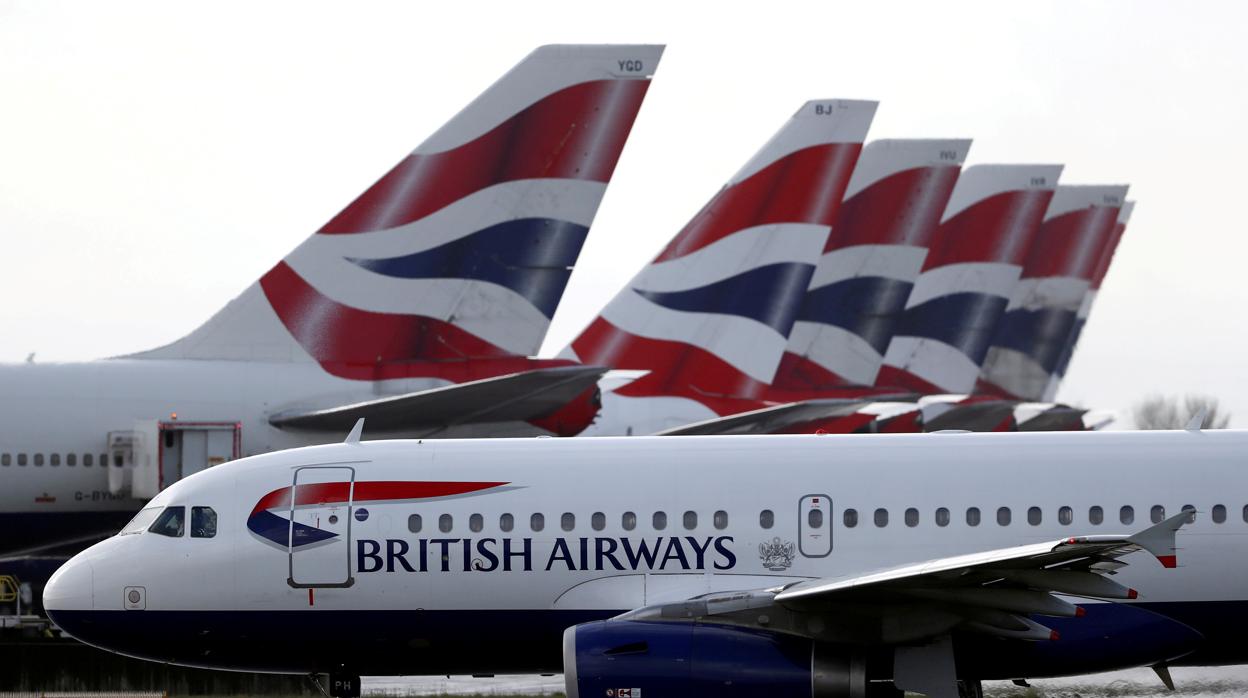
[309,667,360,698]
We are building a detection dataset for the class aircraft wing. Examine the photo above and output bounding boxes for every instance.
[654,395,915,436]
[268,365,606,432]
[620,512,1190,646]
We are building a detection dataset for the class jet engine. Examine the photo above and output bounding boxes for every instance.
[564,619,891,698]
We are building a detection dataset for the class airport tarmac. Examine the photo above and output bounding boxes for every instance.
[362,665,1248,696]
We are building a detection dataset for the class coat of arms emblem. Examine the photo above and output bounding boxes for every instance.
[759,537,796,571]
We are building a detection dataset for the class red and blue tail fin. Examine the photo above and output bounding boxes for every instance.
[1043,199,1135,400]
[874,164,1062,394]
[132,45,662,380]
[773,138,970,390]
[978,185,1129,399]
[564,100,877,415]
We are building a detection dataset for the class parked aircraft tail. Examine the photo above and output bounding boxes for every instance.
[978,185,1129,400]
[132,45,662,382]
[563,100,877,414]
[874,164,1062,394]
[774,138,970,390]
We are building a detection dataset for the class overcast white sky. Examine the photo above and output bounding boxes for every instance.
[2,1,1245,426]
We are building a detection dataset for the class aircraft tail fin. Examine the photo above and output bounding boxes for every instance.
[131,45,663,381]
[563,100,877,411]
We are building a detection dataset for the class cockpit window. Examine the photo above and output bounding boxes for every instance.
[191,506,217,538]
[120,507,164,535]
[149,506,186,537]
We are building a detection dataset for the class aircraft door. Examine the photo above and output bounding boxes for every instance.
[287,466,355,588]
[798,494,832,558]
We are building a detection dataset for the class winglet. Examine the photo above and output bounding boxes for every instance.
[345,418,365,445]
[1185,409,1208,432]
[1128,511,1193,569]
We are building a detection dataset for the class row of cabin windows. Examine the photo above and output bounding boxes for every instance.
[0,453,118,467]
[409,510,734,534]
[840,504,1206,529]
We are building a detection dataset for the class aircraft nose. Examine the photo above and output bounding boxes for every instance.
[43,553,94,614]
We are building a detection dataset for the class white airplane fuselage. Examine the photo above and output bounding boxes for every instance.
[43,429,1248,679]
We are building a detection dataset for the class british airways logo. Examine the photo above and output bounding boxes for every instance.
[357,535,736,574]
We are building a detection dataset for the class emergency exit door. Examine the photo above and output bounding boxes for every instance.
[159,422,241,489]
[798,494,832,557]
[287,465,355,588]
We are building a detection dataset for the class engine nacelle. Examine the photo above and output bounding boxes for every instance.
[564,620,874,698]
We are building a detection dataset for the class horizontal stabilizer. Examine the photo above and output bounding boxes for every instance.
[269,365,606,432]
[655,395,914,436]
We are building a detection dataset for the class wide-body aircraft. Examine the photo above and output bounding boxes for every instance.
[45,427,1243,698]
[0,44,661,555]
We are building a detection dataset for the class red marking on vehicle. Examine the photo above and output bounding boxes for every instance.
[1157,555,1178,569]
[34,495,56,504]
[1127,588,1139,600]
[1049,630,1060,641]
[309,589,314,606]
[1075,606,1086,618]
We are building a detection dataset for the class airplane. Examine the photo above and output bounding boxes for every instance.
[978,185,1130,401]
[1045,200,1136,401]
[43,425,1243,698]
[0,44,663,556]
[563,99,879,436]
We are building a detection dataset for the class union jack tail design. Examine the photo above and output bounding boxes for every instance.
[874,164,1063,394]
[131,45,662,381]
[563,100,877,423]
[773,138,970,391]
[1044,200,1135,400]
[978,185,1129,400]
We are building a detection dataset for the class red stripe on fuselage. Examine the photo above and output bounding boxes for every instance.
[251,481,508,518]
[317,80,649,235]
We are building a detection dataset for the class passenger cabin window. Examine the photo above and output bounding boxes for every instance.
[191,506,217,538]
[67,453,76,466]
[50,453,60,467]
[1058,506,1073,525]
[1120,506,1134,525]
[561,513,575,532]
[652,511,667,530]
[683,511,698,530]
[592,512,606,531]
[17,454,26,466]
[0,454,8,466]
[904,508,919,528]
[1151,505,1165,524]
[83,453,93,467]
[408,514,422,533]
[149,506,185,537]
[1182,504,1196,522]
[759,510,775,529]
[1089,506,1104,525]
[713,510,728,530]
[120,507,164,535]
[622,512,637,531]
[1027,507,1042,526]
[808,508,824,529]
[874,508,888,527]
[935,508,950,527]
[530,513,545,532]
[1243,504,1248,524]
[469,513,483,532]
[500,513,514,532]
[439,514,453,533]
[843,509,858,528]
[966,507,981,527]
[997,507,1011,526]
[34,453,44,466]
[1213,504,1227,524]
